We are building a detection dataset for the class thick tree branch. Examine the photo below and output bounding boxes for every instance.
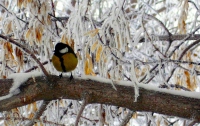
[0,75,200,122]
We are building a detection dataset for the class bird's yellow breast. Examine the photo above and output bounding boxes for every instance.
[52,53,78,72]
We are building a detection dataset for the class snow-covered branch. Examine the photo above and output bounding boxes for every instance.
[0,75,200,123]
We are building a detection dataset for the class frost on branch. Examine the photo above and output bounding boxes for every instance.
[0,0,200,125]
[0,71,43,101]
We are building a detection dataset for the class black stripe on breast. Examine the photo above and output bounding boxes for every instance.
[59,56,66,72]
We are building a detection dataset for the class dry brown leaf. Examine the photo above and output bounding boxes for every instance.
[4,42,14,60]
[28,0,32,3]
[4,121,8,126]
[132,112,137,119]
[15,47,23,67]
[184,71,196,91]
[84,60,90,75]
[178,0,188,34]
[186,51,193,68]
[23,0,27,8]
[17,0,24,8]
[184,70,190,88]
[61,36,75,50]
[193,53,197,57]
[84,29,99,37]
[25,28,32,39]
[33,102,38,112]
[76,52,82,60]
[96,45,103,62]
[69,39,75,50]
[47,14,51,25]
[35,27,43,43]
[107,72,110,79]
[176,72,182,87]
[86,52,90,59]
[84,53,95,75]
[61,34,68,44]
[5,21,12,34]
[117,35,120,49]
[27,104,31,111]
[28,113,34,119]
[91,41,98,52]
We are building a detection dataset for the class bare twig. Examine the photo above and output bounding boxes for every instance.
[0,116,64,126]
[0,4,27,24]
[75,93,89,126]
[188,0,199,10]
[25,100,50,126]
[166,38,200,82]
[119,110,134,126]
[25,61,49,73]
[159,84,191,91]
[50,0,60,36]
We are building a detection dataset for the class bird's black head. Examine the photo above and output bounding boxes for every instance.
[54,42,75,57]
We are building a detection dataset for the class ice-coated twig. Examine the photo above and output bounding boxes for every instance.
[166,38,200,82]
[25,100,50,126]
[50,0,59,36]
[75,92,89,126]
[119,110,134,126]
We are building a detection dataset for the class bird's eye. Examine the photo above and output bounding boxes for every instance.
[59,47,68,53]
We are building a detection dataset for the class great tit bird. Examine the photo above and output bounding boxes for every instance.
[52,42,78,80]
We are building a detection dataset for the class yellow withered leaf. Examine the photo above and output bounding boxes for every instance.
[61,35,75,50]
[107,72,110,79]
[184,71,190,87]
[28,113,34,119]
[184,71,196,91]
[27,104,31,111]
[28,0,32,3]
[86,51,90,59]
[76,52,82,60]
[25,27,32,39]
[70,39,75,50]
[132,112,137,119]
[96,45,103,62]
[84,54,95,75]
[47,14,51,25]
[117,35,121,49]
[17,0,24,8]
[91,41,98,52]
[84,29,99,37]
[91,28,99,37]
[5,21,12,34]
[61,34,68,44]
[84,60,90,75]
[32,102,38,112]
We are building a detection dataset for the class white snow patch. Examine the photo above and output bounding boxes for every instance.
[0,71,43,101]
[79,75,200,100]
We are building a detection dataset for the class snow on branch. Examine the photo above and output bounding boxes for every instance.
[0,75,200,122]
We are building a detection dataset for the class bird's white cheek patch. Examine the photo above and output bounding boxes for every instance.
[59,47,68,53]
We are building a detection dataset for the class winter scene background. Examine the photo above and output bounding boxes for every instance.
[0,0,199,126]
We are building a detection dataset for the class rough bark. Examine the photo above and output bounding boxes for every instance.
[0,75,200,122]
